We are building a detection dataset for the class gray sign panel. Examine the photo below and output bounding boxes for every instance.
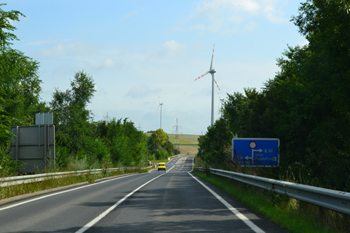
[11,125,55,173]
[35,112,53,125]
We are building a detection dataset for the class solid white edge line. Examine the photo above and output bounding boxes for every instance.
[0,174,138,212]
[75,173,166,233]
[191,157,194,172]
[188,172,265,233]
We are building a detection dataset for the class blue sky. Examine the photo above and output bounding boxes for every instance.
[4,0,307,134]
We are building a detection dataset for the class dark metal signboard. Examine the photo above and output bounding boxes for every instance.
[11,125,55,173]
[232,138,280,167]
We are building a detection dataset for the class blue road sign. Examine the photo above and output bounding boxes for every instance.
[232,138,280,167]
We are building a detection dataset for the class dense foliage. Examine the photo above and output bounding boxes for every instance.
[198,0,350,191]
[0,4,48,175]
[147,129,174,160]
[0,4,47,147]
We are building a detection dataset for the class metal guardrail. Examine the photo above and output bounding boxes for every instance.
[195,167,350,215]
[0,167,152,188]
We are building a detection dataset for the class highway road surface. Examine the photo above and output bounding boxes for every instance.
[0,157,286,232]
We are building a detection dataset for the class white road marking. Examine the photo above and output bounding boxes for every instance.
[191,158,194,172]
[0,174,138,212]
[75,173,166,233]
[188,172,265,233]
[166,165,175,173]
[175,157,186,164]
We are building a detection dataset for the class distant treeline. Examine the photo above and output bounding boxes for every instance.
[0,4,173,176]
[198,0,350,192]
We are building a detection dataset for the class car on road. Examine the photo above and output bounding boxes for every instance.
[158,162,166,171]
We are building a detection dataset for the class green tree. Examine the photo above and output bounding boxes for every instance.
[0,3,24,48]
[149,129,167,149]
[103,118,148,166]
[197,117,231,168]
[0,4,46,147]
[289,0,350,190]
[50,71,96,153]
[147,129,173,160]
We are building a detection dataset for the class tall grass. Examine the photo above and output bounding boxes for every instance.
[193,170,348,233]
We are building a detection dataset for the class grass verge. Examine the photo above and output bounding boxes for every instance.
[0,167,147,200]
[192,170,342,233]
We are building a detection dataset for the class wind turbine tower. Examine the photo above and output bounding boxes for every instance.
[156,95,164,129]
[195,44,216,126]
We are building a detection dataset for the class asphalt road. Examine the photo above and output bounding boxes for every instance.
[0,157,286,233]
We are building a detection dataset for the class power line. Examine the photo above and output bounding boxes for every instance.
[173,118,181,150]
[103,112,111,124]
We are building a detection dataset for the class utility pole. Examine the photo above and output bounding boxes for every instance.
[138,123,142,131]
[103,112,111,124]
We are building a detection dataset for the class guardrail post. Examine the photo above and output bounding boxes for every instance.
[298,200,306,213]
[318,206,324,222]
[344,214,350,233]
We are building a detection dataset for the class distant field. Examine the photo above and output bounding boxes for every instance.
[167,134,199,145]
[168,134,200,155]
[145,133,201,155]
[177,144,199,155]
[169,134,201,144]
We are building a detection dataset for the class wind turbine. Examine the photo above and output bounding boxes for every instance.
[195,44,216,126]
[156,94,164,129]
[213,78,226,115]
[218,92,227,116]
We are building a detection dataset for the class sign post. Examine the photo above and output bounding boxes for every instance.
[232,138,280,167]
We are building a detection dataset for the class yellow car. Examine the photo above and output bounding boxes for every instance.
[158,162,166,171]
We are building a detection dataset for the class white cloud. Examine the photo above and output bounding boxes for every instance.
[188,0,288,33]
[242,22,257,33]
[37,41,98,58]
[125,85,162,99]
[94,58,118,70]
[298,40,309,47]
[196,0,260,16]
[159,40,187,57]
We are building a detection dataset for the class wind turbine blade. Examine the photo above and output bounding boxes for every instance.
[210,44,215,70]
[195,71,210,81]
[158,94,161,104]
[217,89,221,99]
[156,104,160,114]
[214,78,220,91]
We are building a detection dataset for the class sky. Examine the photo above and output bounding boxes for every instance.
[4,0,307,135]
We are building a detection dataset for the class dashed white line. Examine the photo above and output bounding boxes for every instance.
[75,173,166,233]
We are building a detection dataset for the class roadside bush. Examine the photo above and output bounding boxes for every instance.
[148,154,155,161]
[156,149,169,160]
[55,146,70,169]
[0,147,23,176]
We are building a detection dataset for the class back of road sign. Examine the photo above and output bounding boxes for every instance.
[232,138,280,167]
